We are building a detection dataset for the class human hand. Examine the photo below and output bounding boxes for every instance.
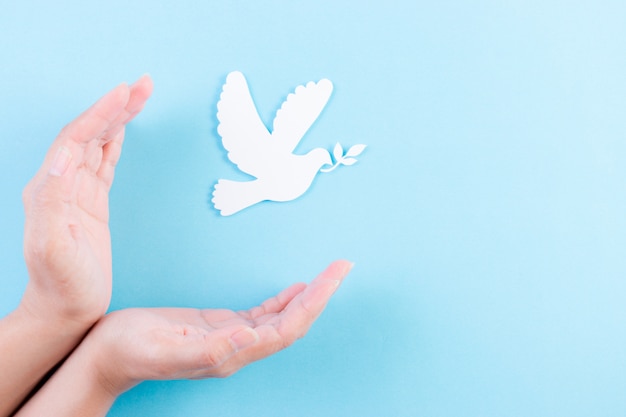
[0,77,153,417]
[85,260,352,396]
[14,261,352,416]
[20,76,153,328]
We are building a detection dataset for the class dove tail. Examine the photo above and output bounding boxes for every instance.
[211,179,264,216]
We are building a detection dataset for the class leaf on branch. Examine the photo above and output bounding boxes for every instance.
[345,144,367,157]
[341,157,358,166]
[333,142,344,161]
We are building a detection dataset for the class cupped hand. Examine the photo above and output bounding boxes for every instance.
[88,260,353,395]
[21,76,153,327]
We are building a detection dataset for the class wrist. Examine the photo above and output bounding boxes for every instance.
[19,283,101,337]
[14,333,121,417]
[81,318,142,398]
[0,302,96,416]
[78,340,127,406]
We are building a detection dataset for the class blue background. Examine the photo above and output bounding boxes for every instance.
[1,1,626,415]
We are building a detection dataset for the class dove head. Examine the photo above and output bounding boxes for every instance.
[308,148,333,172]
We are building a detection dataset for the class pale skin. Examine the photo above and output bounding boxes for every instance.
[16,260,351,416]
[0,76,153,416]
[0,77,352,416]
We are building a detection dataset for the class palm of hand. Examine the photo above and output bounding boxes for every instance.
[26,142,117,320]
[90,261,350,394]
[22,78,153,324]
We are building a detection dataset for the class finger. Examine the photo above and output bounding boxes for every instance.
[96,128,125,189]
[172,325,260,378]
[104,74,153,140]
[210,260,354,376]
[173,261,352,379]
[25,82,130,198]
[192,324,282,378]
[95,76,153,188]
[56,83,130,150]
[276,260,353,341]
[244,282,307,320]
[125,74,153,121]
[42,75,152,181]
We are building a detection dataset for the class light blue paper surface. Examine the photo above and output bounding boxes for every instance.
[1,1,625,416]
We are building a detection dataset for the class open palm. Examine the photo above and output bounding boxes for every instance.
[21,76,153,325]
[85,260,352,394]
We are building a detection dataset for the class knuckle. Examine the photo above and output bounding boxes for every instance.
[199,344,228,370]
[281,334,298,348]
[282,326,311,349]
[299,298,318,321]
[202,352,221,369]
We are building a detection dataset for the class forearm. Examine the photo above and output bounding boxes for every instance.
[0,303,91,417]
[14,330,120,417]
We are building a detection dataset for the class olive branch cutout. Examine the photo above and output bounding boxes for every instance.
[320,143,367,173]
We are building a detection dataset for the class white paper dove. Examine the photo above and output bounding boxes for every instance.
[211,71,366,216]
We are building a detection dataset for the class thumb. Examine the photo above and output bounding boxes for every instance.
[171,325,260,378]
[45,145,79,204]
[48,145,73,178]
[27,145,76,214]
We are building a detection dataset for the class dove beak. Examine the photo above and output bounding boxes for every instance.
[319,153,335,173]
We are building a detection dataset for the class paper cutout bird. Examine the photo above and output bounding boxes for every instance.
[211,71,365,216]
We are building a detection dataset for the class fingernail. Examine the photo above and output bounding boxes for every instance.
[49,146,72,177]
[337,261,354,279]
[345,261,355,275]
[230,328,259,352]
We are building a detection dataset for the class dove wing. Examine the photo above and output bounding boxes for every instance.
[217,71,272,177]
[271,78,333,153]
